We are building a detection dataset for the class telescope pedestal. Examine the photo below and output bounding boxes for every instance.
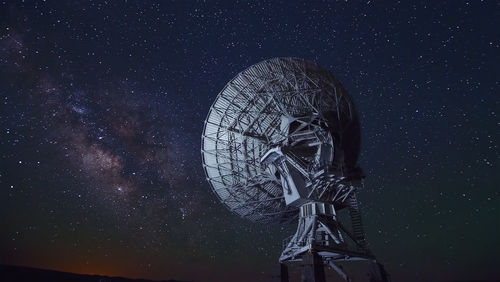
[280,202,377,282]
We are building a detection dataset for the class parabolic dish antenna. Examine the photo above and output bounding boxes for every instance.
[201,58,388,282]
[202,57,360,222]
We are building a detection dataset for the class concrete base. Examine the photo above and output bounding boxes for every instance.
[280,263,289,282]
[301,252,325,282]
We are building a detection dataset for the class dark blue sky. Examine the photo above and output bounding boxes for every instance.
[0,1,498,281]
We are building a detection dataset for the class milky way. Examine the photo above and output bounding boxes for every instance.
[1,1,499,282]
[2,31,190,215]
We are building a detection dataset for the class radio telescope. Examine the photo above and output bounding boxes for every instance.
[201,58,389,282]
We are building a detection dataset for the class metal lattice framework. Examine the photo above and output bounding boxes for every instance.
[201,57,358,223]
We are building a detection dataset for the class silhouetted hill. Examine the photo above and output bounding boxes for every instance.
[0,264,189,282]
[435,281,500,282]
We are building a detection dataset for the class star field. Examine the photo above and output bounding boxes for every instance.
[0,1,498,281]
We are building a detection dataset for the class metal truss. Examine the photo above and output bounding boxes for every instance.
[279,199,372,261]
[279,200,374,282]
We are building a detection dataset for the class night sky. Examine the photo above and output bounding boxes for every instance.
[0,1,498,282]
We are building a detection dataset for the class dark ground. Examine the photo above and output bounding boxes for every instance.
[1,264,499,282]
[0,264,188,282]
